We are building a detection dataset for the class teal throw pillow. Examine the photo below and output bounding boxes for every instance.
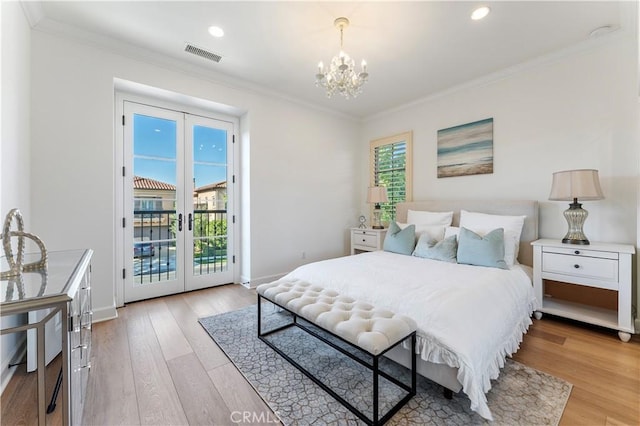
[383,222,416,255]
[412,234,458,263]
[456,227,508,270]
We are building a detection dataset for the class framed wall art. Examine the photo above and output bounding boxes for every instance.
[437,118,493,178]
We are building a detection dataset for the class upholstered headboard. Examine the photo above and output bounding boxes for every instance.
[396,200,539,266]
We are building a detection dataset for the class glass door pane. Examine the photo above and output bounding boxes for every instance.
[185,116,234,290]
[124,103,184,302]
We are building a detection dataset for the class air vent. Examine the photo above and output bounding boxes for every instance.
[184,43,222,63]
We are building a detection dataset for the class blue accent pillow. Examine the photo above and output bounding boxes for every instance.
[412,234,458,263]
[383,222,416,255]
[456,227,508,269]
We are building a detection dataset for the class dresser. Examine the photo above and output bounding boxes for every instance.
[531,239,634,341]
[1,249,93,425]
[350,228,387,254]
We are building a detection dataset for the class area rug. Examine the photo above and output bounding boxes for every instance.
[199,305,572,425]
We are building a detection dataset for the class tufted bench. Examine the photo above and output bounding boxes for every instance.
[256,279,417,426]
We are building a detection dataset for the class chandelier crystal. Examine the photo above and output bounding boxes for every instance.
[315,17,368,99]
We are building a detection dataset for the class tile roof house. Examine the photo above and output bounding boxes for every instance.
[133,176,176,240]
[193,180,227,211]
[134,176,176,191]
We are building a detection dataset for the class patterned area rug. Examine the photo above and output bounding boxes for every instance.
[199,305,572,425]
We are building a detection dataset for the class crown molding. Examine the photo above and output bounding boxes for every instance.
[30,16,360,123]
[25,2,635,124]
[20,0,45,27]
[364,29,633,123]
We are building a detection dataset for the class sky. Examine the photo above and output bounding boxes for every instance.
[133,114,227,189]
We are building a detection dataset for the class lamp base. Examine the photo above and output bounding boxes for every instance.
[562,237,590,245]
[561,201,590,245]
[371,207,385,229]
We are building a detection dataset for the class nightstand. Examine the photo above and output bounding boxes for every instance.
[531,239,635,342]
[350,228,387,255]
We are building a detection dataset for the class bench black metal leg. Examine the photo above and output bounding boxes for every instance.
[412,333,417,395]
[373,356,379,424]
[257,293,262,336]
[256,294,417,425]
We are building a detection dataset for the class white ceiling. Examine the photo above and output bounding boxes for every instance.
[26,1,634,119]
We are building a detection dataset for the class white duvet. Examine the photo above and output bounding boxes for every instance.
[278,250,538,420]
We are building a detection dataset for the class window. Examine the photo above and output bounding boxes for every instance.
[370,131,413,222]
[134,197,162,211]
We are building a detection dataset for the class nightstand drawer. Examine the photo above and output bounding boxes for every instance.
[352,232,378,248]
[542,246,618,260]
[542,252,618,283]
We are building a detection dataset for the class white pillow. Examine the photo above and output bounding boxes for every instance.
[444,226,460,240]
[406,210,454,226]
[398,222,445,242]
[459,210,526,266]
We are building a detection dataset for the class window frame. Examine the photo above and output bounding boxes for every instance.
[369,131,413,224]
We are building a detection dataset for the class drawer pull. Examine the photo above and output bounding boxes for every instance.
[574,250,580,255]
[362,239,366,242]
[574,264,580,269]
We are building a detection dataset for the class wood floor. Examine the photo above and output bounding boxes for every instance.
[2,283,639,425]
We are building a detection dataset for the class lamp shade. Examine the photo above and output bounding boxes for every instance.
[367,186,388,204]
[548,169,604,201]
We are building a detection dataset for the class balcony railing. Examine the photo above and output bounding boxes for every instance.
[192,209,228,276]
[132,208,227,283]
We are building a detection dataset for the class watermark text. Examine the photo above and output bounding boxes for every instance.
[230,410,281,424]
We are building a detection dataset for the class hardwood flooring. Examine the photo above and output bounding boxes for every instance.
[2,283,639,425]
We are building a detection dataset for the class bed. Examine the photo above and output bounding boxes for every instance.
[271,200,539,420]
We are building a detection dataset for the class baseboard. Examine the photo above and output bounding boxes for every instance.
[92,305,118,323]
[240,272,287,289]
[1,336,27,394]
[635,318,640,334]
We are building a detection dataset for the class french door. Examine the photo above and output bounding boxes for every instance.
[122,101,234,303]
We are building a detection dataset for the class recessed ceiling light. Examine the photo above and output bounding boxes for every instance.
[208,26,224,38]
[471,6,491,21]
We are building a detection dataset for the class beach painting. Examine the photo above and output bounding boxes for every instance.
[437,118,494,178]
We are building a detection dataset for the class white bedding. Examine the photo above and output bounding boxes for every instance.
[277,250,538,420]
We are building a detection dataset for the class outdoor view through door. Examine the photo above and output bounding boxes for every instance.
[123,101,235,303]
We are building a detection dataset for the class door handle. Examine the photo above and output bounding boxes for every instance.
[178,213,183,231]
[188,213,193,231]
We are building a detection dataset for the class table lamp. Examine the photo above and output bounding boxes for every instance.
[548,169,604,245]
[367,186,388,229]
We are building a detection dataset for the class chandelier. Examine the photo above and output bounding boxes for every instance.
[315,17,368,99]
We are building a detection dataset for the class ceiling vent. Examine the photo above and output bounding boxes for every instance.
[184,43,222,63]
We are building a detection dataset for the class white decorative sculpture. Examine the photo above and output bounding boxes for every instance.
[1,209,47,279]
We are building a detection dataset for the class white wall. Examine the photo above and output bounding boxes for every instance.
[362,34,640,319]
[30,29,360,318]
[636,0,640,333]
[244,99,362,285]
[0,1,32,392]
